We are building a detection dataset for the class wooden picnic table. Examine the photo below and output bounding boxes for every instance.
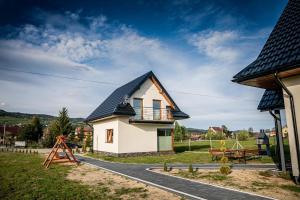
[209,148,260,163]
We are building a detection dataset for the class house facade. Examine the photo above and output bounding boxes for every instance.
[233,0,300,181]
[85,71,189,156]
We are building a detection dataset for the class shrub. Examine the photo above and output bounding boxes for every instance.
[163,162,168,172]
[220,165,231,175]
[219,140,232,175]
[188,164,193,173]
[237,130,249,141]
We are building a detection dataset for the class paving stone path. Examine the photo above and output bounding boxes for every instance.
[77,155,276,200]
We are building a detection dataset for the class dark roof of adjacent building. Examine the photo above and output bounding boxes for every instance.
[257,89,285,111]
[85,71,189,122]
[233,0,300,83]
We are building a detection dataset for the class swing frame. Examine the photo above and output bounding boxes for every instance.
[43,135,79,168]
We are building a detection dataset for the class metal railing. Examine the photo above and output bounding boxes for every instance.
[130,107,173,121]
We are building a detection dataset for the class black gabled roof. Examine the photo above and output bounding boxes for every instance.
[233,0,300,83]
[257,89,285,112]
[86,71,189,122]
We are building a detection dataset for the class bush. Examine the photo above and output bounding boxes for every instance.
[163,162,168,172]
[205,130,226,140]
[237,130,249,141]
[188,164,193,173]
[220,165,231,175]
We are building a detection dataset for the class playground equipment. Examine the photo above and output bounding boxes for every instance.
[43,135,79,168]
[231,133,244,150]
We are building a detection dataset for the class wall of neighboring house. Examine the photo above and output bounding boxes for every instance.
[130,78,171,120]
[282,74,300,176]
[93,117,119,153]
[117,116,174,153]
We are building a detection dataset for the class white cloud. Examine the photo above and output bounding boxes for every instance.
[188,30,240,63]
[0,11,274,130]
[90,15,107,31]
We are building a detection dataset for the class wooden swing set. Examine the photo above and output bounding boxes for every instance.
[43,135,79,168]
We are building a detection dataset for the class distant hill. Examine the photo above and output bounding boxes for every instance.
[0,109,84,125]
[187,128,207,134]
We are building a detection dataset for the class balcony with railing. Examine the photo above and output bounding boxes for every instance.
[129,107,174,124]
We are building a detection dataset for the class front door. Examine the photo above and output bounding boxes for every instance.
[157,129,172,151]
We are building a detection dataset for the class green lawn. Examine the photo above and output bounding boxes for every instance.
[87,151,274,164]
[0,152,147,200]
[174,139,265,153]
[86,138,276,164]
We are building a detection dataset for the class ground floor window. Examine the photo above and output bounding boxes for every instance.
[106,129,113,143]
[157,129,172,136]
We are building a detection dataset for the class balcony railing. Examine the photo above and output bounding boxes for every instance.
[130,107,173,122]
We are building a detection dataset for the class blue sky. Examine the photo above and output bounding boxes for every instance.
[0,0,288,130]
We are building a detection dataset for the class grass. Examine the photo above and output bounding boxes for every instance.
[176,170,229,181]
[86,138,275,164]
[173,137,281,153]
[279,185,300,193]
[0,152,148,200]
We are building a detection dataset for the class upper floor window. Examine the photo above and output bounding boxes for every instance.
[153,100,161,120]
[133,98,143,120]
[106,129,113,143]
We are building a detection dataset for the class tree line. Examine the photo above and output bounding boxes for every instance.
[17,107,91,148]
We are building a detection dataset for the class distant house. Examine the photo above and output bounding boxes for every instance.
[208,126,224,134]
[74,126,92,139]
[0,125,21,145]
[85,71,189,156]
[188,128,206,141]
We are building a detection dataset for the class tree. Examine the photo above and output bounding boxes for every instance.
[181,126,187,140]
[78,125,85,142]
[42,121,60,147]
[18,116,43,142]
[174,121,183,142]
[31,116,43,141]
[237,130,249,141]
[69,131,75,142]
[54,107,72,136]
[205,130,226,140]
[248,127,254,137]
[85,133,92,148]
[222,125,230,137]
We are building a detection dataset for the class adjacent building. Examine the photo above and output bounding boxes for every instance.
[233,0,300,181]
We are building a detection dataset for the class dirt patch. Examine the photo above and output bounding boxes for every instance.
[153,168,300,200]
[66,164,181,200]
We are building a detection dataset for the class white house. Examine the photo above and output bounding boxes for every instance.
[85,71,189,156]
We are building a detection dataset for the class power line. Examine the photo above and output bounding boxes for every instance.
[0,67,118,86]
[0,66,258,102]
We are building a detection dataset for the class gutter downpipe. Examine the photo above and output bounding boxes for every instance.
[274,73,300,183]
[269,110,286,172]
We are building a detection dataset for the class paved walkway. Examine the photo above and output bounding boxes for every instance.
[77,155,276,200]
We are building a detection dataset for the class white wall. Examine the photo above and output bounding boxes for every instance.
[93,116,174,154]
[118,117,174,153]
[92,77,176,154]
[93,117,119,153]
[130,78,171,120]
[283,74,300,176]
